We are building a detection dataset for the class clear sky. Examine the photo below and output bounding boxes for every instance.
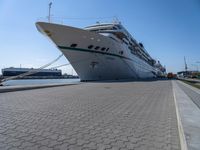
[0,0,200,75]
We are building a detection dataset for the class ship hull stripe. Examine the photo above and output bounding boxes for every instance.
[57,46,132,61]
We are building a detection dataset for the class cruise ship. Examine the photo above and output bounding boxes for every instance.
[36,21,165,81]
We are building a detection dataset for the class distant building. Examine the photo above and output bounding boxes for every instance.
[2,67,62,78]
[177,70,199,78]
[62,73,79,79]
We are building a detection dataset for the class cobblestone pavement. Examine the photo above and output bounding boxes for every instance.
[177,81,200,109]
[0,80,180,150]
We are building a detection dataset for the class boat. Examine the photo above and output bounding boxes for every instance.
[36,21,165,81]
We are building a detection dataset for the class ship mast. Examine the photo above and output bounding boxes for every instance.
[48,2,52,23]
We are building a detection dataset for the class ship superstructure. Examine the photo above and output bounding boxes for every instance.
[36,21,165,81]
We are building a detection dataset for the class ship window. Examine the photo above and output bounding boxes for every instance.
[106,48,109,51]
[101,47,106,51]
[88,45,93,49]
[95,46,100,50]
[123,39,128,45]
[117,25,122,29]
[70,44,77,48]
[109,37,118,42]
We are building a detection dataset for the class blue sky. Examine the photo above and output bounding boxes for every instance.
[0,0,200,75]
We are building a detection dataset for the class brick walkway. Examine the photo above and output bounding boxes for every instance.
[0,80,180,150]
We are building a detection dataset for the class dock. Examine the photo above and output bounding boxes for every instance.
[0,80,199,150]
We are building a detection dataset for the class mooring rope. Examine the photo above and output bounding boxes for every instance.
[0,54,63,83]
[0,55,93,85]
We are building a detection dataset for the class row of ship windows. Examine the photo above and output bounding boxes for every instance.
[88,45,109,51]
[70,44,109,52]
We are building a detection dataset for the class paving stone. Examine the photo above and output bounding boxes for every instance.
[8,148,21,150]
[57,135,67,142]
[53,143,69,150]
[38,146,53,150]
[9,140,22,147]
[0,80,180,149]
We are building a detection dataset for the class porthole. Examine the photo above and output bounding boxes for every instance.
[101,47,106,51]
[88,45,93,49]
[119,51,123,55]
[70,44,77,48]
[95,46,100,50]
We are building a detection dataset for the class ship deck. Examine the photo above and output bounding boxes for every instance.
[0,80,199,149]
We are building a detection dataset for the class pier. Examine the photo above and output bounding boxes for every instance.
[0,80,199,150]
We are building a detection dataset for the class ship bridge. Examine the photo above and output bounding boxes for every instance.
[85,23,129,39]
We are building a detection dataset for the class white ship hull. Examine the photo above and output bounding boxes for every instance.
[36,22,157,81]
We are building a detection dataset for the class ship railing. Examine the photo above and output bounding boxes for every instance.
[37,17,66,25]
